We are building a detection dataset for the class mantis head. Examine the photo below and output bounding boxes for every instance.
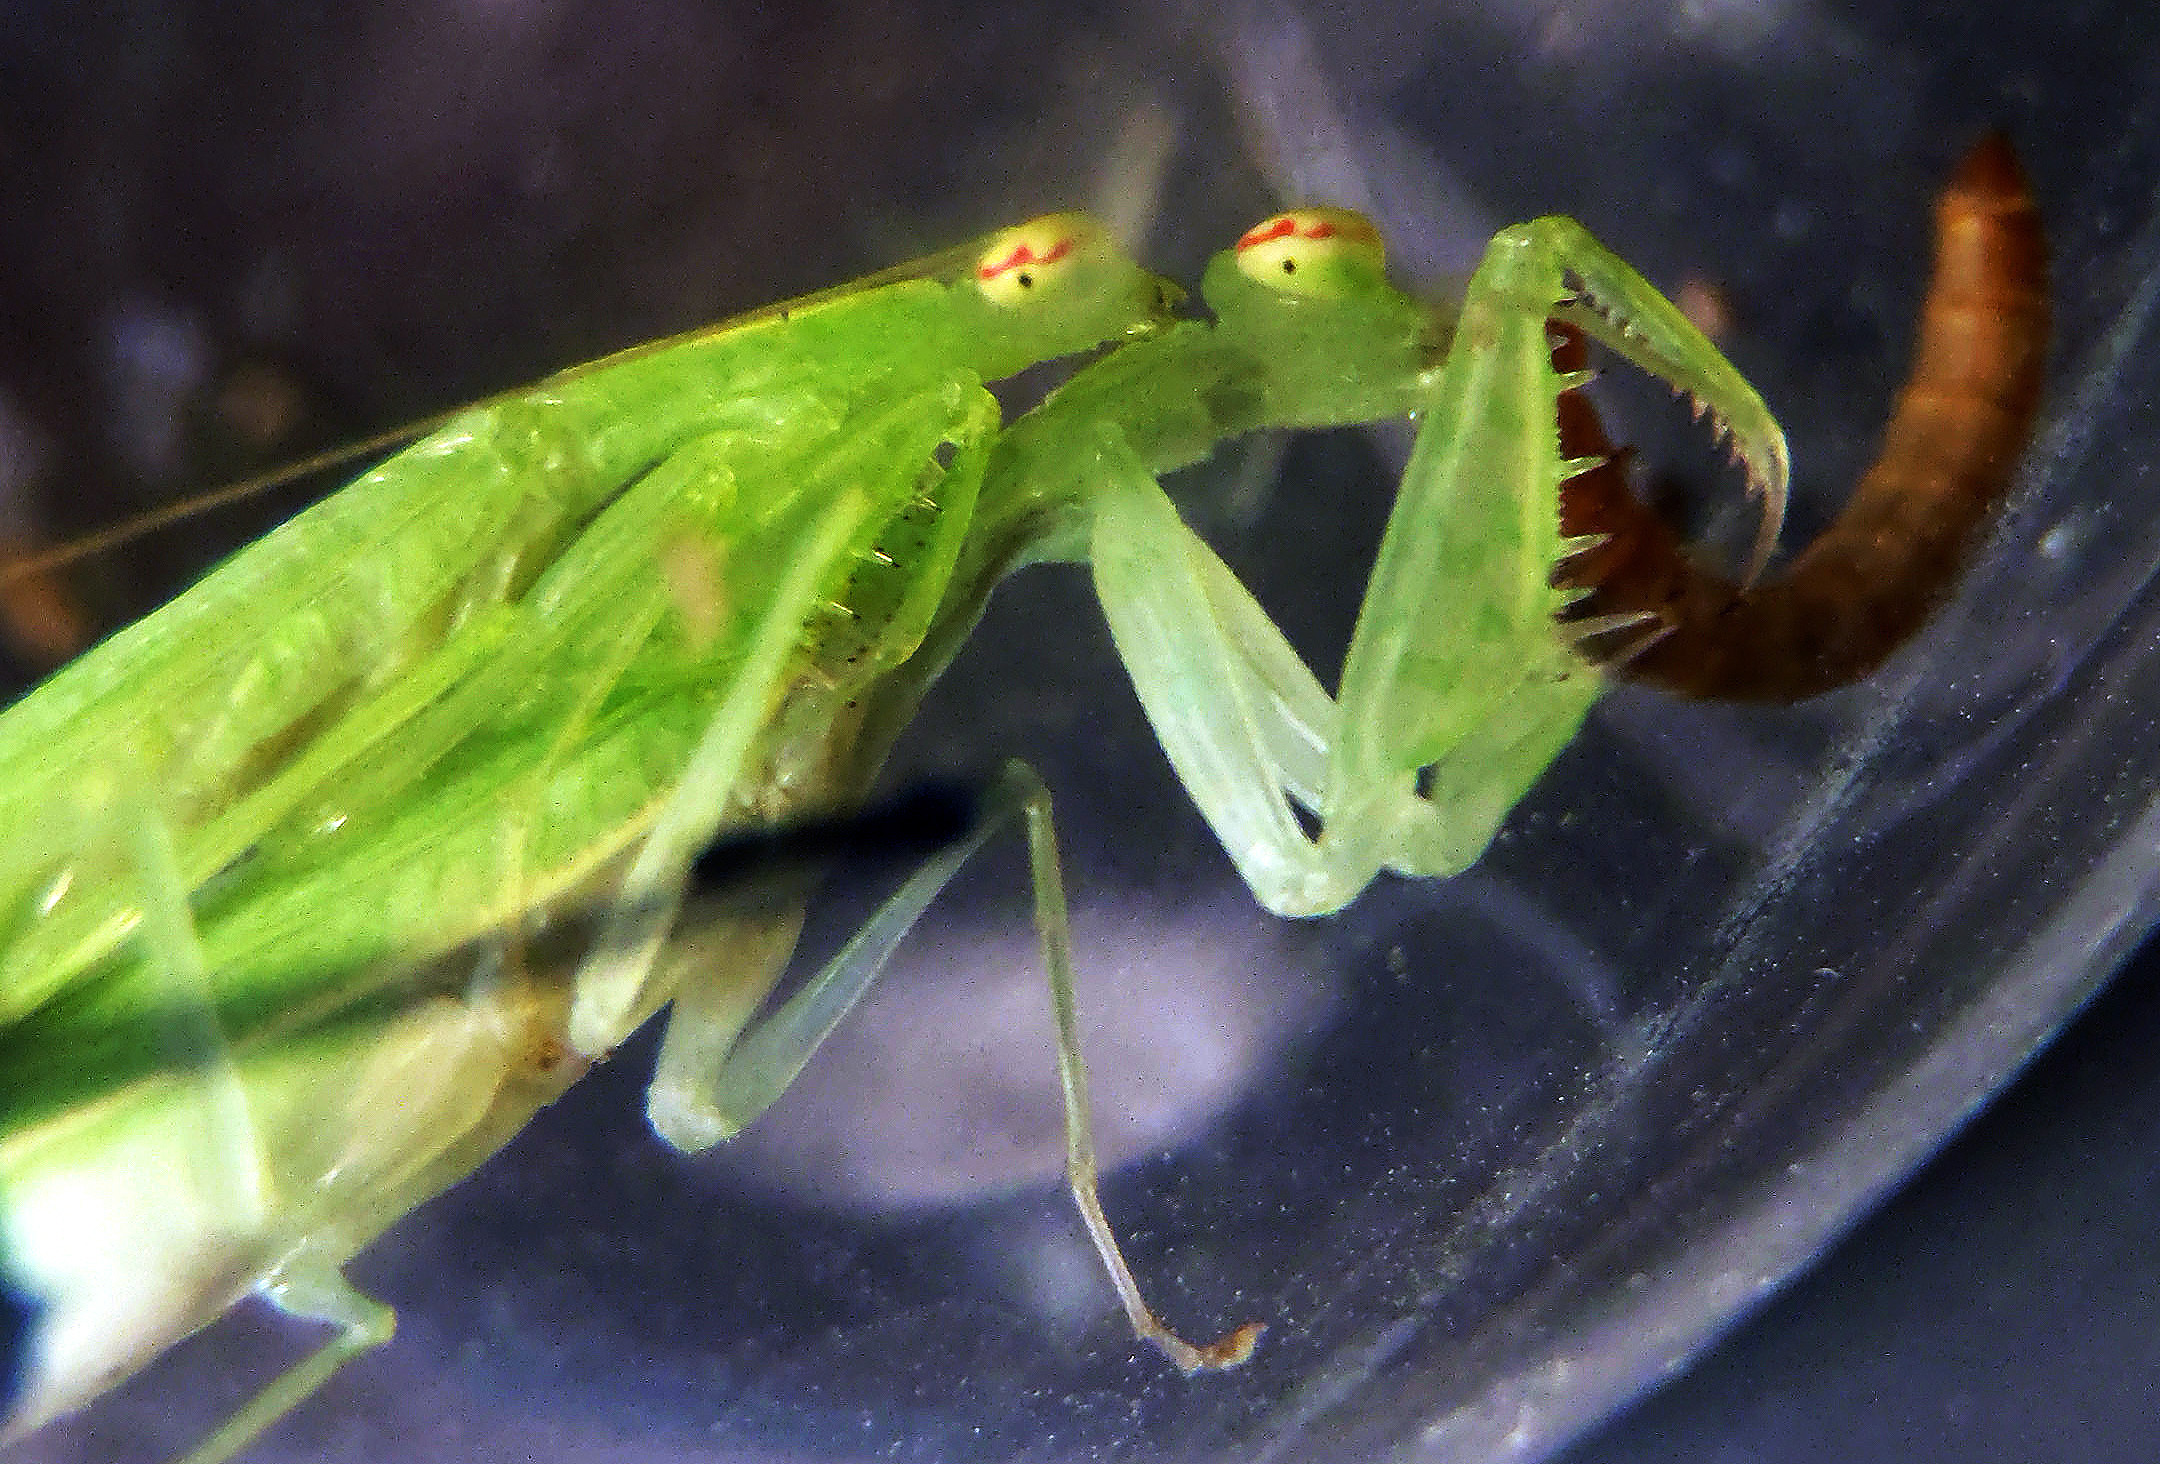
[953,214,1183,381]
[1229,208,1391,297]
[1198,206,1437,429]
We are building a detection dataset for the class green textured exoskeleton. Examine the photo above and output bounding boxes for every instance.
[1068,209,1785,919]
[960,210,1782,1366]
[0,215,1180,1462]
[0,202,1785,1464]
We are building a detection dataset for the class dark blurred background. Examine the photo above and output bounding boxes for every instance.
[3,3,2159,1462]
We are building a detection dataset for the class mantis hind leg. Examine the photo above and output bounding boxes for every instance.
[67,797,398,1464]
[115,795,271,1224]
[645,763,1262,1373]
[998,762,1265,1372]
[172,1275,394,1464]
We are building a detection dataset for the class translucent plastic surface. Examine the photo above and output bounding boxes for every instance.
[3,3,2155,1462]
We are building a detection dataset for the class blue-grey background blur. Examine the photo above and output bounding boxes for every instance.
[1,2,2155,1462]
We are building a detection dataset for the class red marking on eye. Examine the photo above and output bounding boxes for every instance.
[979,234,1076,281]
[1236,212,1380,254]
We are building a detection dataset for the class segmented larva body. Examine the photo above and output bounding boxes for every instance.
[1555,134,2049,702]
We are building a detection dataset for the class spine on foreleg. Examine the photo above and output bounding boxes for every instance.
[1554,136,2047,702]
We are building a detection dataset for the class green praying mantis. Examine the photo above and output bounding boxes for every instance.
[0,138,2046,1464]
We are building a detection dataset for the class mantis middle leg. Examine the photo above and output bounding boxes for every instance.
[642,760,1264,1373]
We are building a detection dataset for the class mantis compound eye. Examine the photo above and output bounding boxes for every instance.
[1233,207,1386,296]
[975,214,1107,307]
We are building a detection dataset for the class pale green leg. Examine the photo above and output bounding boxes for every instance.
[1093,219,1788,919]
[646,760,1262,1373]
[570,383,997,1059]
[564,486,879,1058]
[105,796,395,1464]
[1387,670,1603,877]
[172,1273,395,1464]
[649,791,989,1141]
[117,796,272,1225]
[1089,440,1390,918]
[1322,218,1782,822]
[996,761,1264,1373]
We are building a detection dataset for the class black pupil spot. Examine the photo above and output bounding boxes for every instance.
[1016,271,1034,288]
